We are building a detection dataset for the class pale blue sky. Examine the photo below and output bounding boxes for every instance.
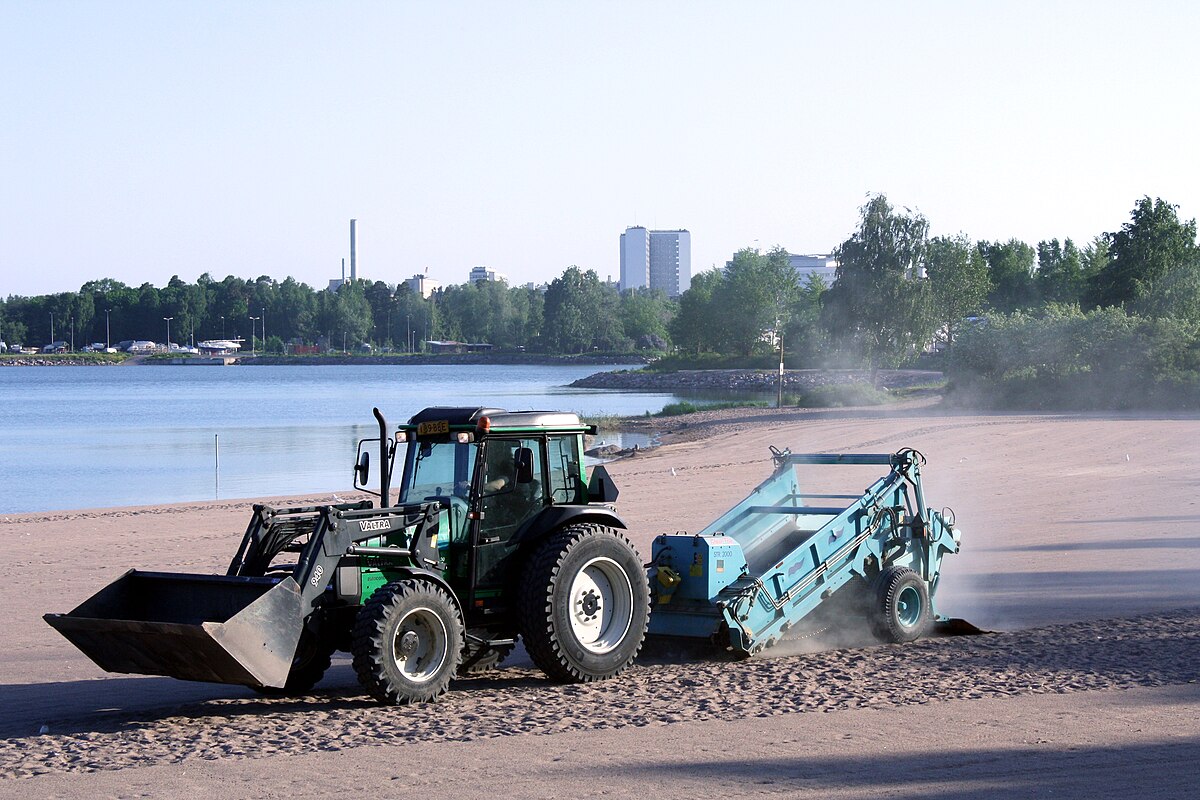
[2,1,1197,297]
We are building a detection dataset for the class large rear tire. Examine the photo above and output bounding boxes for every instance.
[352,579,464,704]
[518,524,650,683]
[871,566,932,643]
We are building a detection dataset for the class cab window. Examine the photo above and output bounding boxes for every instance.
[547,435,585,504]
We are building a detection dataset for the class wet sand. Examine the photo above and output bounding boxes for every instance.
[2,403,1198,798]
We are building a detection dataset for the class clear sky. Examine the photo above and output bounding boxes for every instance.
[2,1,1198,297]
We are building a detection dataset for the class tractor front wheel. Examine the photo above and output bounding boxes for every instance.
[518,524,650,683]
[352,579,464,704]
[252,628,336,697]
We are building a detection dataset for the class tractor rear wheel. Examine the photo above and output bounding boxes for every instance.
[518,524,649,683]
[871,566,932,643]
[352,579,464,704]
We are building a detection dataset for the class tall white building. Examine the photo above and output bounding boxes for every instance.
[619,227,691,296]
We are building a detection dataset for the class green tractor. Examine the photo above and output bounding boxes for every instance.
[45,407,651,704]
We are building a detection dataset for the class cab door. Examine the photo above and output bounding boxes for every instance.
[470,437,546,612]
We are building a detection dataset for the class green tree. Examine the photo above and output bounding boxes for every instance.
[543,267,624,353]
[979,239,1038,312]
[1035,239,1085,306]
[620,288,673,350]
[719,247,800,356]
[669,269,722,355]
[1089,196,1198,309]
[782,273,830,366]
[927,234,990,345]
[822,195,936,373]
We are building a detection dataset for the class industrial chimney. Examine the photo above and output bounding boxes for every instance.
[350,219,357,283]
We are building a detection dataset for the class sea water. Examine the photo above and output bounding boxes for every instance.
[0,364,705,514]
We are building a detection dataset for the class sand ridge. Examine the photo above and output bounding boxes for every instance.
[4,609,1197,778]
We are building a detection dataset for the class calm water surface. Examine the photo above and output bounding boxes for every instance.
[0,364,704,514]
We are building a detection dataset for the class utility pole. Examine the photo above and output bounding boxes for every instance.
[163,317,173,350]
[49,312,54,347]
[249,316,260,355]
[105,309,111,350]
[261,307,266,352]
[776,314,785,408]
[69,317,74,352]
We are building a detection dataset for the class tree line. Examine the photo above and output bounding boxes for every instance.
[0,269,674,355]
[3,196,1197,378]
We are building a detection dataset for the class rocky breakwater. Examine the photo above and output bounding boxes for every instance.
[0,357,121,367]
[571,368,943,393]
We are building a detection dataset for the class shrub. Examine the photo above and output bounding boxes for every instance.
[946,306,1200,409]
[785,383,892,407]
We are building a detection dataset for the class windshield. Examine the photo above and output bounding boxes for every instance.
[398,440,477,503]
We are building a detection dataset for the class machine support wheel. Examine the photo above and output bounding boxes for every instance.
[517,523,650,683]
[352,579,464,704]
[871,566,932,643]
[457,631,516,676]
[252,628,336,697]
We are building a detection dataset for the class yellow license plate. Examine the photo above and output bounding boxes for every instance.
[417,420,449,436]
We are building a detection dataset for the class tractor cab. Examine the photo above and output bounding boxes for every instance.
[389,407,607,621]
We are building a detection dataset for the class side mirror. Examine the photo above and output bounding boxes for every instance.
[354,448,370,488]
[515,447,535,484]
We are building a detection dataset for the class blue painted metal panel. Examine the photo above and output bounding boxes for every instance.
[647,450,962,653]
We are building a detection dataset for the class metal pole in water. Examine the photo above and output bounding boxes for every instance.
[214,434,220,499]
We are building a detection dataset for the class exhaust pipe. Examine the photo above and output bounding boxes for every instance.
[373,407,390,507]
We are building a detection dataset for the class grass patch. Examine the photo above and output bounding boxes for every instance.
[650,400,770,417]
[578,412,621,431]
[888,380,948,399]
[784,383,893,408]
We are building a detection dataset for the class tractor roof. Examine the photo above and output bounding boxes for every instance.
[407,407,588,431]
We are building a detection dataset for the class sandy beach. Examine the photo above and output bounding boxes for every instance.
[2,402,1198,798]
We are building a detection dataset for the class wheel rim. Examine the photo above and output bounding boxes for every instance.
[896,585,923,627]
[391,606,449,682]
[568,556,634,654]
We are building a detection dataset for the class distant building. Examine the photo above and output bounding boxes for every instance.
[405,274,441,299]
[469,266,508,284]
[426,340,495,354]
[789,253,839,286]
[619,227,691,296]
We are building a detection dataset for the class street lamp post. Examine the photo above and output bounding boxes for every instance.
[105,309,111,350]
[70,317,74,352]
[220,316,225,339]
[249,316,260,356]
[163,317,173,351]
[49,312,54,347]
[261,307,266,353]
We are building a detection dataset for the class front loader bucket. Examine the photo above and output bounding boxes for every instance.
[43,570,304,689]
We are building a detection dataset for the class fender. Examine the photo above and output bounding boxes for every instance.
[372,566,463,616]
[516,504,628,547]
